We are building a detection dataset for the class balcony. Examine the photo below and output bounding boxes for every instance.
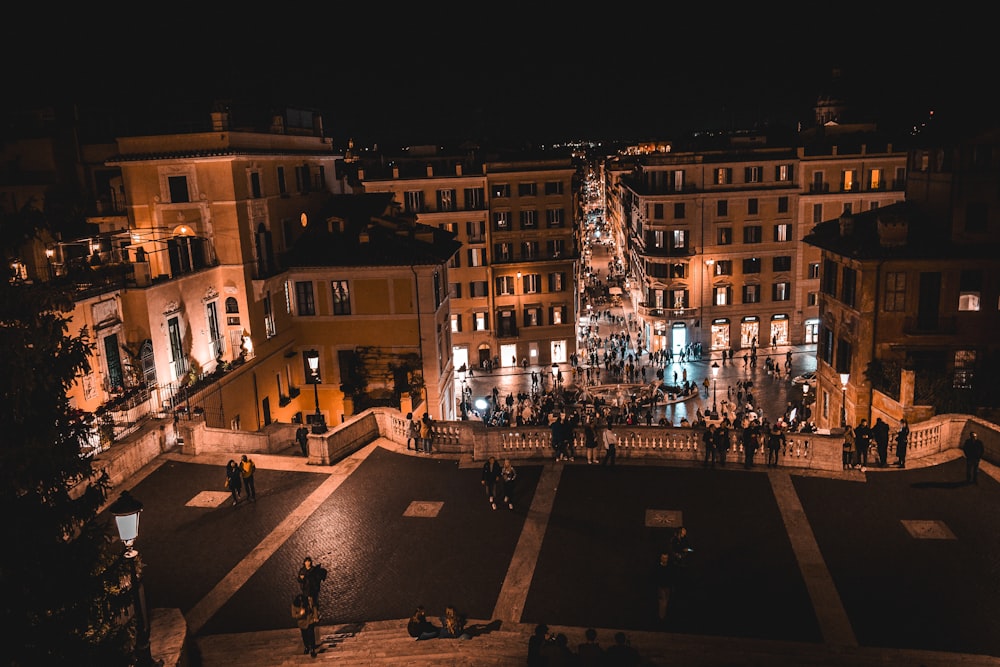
[637,304,698,320]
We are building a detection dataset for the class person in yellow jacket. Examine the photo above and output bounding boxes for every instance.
[240,454,257,500]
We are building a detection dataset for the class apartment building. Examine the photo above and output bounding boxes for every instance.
[355,149,579,377]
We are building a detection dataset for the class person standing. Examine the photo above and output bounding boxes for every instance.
[961,431,984,484]
[872,417,890,467]
[577,627,605,667]
[766,423,785,468]
[842,424,856,470]
[702,424,717,467]
[481,456,502,510]
[290,593,319,657]
[405,412,419,450]
[419,413,433,454]
[714,421,731,467]
[297,556,326,609]
[854,419,872,470]
[549,413,567,461]
[653,551,679,623]
[742,423,759,469]
[583,417,600,464]
[601,422,618,468]
[895,418,910,468]
[239,454,257,501]
[500,458,517,510]
[296,425,309,457]
[225,459,243,505]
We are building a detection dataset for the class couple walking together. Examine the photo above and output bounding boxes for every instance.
[481,456,518,510]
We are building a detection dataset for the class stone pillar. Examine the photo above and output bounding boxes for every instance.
[900,369,915,407]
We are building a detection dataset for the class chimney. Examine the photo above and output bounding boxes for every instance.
[455,163,463,176]
[392,166,400,179]
[877,215,909,247]
[211,111,229,132]
[426,164,433,177]
[357,168,365,180]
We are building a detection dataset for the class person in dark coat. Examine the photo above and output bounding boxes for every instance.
[895,418,910,467]
[297,556,325,608]
[871,417,890,467]
[742,423,760,469]
[854,419,872,469]
[714,422,731,467]
[225,459,243,505]
[962,431,985,483]
[481,456,502,510]
[290,593,319,657]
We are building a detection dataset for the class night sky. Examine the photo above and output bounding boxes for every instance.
[6,8,988,147]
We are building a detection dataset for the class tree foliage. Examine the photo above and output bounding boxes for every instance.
[1,220,135,665]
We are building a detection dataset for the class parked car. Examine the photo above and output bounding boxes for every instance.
[792,371,817,387]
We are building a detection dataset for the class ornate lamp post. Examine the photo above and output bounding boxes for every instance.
[710,361,720,417]
[306,350,326,434]
[840,372,850,428]
[109,491,161,667]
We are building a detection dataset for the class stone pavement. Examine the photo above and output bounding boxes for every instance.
[117,434,1000,666]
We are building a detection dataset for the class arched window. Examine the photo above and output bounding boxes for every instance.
[225,297,239,314]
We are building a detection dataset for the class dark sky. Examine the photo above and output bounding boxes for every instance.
[7,8,989,147]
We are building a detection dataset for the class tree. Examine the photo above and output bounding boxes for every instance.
[1,220,135,665]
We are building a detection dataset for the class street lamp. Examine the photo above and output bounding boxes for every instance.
[840,373,850,428]
[306,350,326,434]
[109,491,160,667]
[710,361,720,417]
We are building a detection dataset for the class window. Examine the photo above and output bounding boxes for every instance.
[747,198,758,216]
[295,165,311,193]
[717,227,732,245]
[492,183,510,198]
[549,272,566,292]
[469,281,488,297]
[835,338,852,374]
[277,166,287,195]
[813,203,823,223]
[808,262,821,279]
[468,248,486,267]
[544,181,563,195]
[742,258,761,274]
[284,280,292,313]
[812,171,824,193]
[869,168,882,190]
[714,285,732,305]
[959,270,982,311]
[550,305,566,325]
[717,200,728,217]
[433,271,442,309]
[841,170,857,192]
[776,164,793,182]
[674,202,685,219]
[954,350,976,389]
[745,166,763,183]
[546,208,565,227]
[774,223,791,242]
[404,190,424,213]
[841,267,857,308]
[547,239,565,258]
[821,326,834,365]
[494,243,512,262]
[670,289,689,309]
[225,297,239,314]
[295,281,315,315]
[168,317,186,379]
[521,241,539,259]
[743,225,762,243]
[437,189,456,211]
[448,249,461,269]
[772,282,790,301]
[451,314,462,333]
[653,203,664,220]
[653,230,665,249]
[263,292,276,338]
[966,202,987,233]
[807,292,818,306]
[523,306,542,327]
[715,260,732,276]
[821,259,838,296]
[520,209,537,229]
[671,170,684,191]
[473,312,489,331]
[331,280,351,315]
[715,168,732,185]
[493,211,510,230]
[250,171,262,199]
[518,182,538,196]
[523,273,541,294]
[496,276,514,295]
[464,187,485,209]
[168,175,189,203]
[448,282,462,299]
[671,230,686,251]
[206,301,223,359]
[772,256,791,272]
[778,196,789,213]
[742,284,760,304]
[895,166,906,186]
[466,220,486,243]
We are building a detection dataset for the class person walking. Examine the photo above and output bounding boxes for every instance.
[225,459,243,505]
[500,458,517,510]
[653,551,679,623]
[291,593,319,657]
[297,556,326,609]
[481,456,502,510]
[961,430,985,484]
[872,417,890,467]
[239,454,257,501]
[296,425,309,457]
[419,413,433,454]
[601,421,618,468]
[895,418,910,467]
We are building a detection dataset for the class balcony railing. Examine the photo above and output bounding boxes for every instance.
[637,304,698,319]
